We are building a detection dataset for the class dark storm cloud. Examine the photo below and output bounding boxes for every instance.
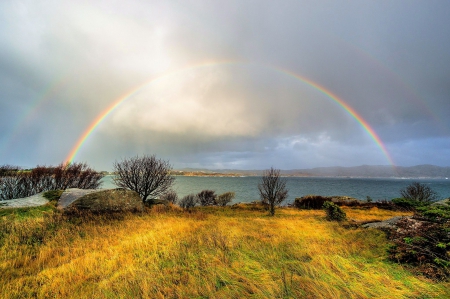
[1,0,449,170]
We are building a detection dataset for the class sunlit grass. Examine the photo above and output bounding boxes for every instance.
[0,205,447,298]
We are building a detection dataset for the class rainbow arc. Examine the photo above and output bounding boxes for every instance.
[64,61,395,167]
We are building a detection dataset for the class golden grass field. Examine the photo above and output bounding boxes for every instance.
[1,203,449,299]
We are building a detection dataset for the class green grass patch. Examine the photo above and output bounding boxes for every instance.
[43,189,63,202]
[0,204,55,219]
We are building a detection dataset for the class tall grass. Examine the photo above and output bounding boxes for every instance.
[0,204,448,298]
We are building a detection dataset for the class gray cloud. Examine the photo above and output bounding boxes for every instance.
[1,0,449,170]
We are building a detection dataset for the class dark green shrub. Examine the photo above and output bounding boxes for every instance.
[294,195,331,209]
[417,203,450,222]
[43,190,63,202]
[392,197,427,210]
[323,201,346,221]
[387,201,450,279]
[387,218,450,279]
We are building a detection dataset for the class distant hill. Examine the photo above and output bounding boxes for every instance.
[176,165,450,178]
[289,165,450,178]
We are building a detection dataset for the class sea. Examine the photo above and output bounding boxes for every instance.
[100,175,450,205]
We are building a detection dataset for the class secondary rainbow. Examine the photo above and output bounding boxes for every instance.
[65,61,395,166]
[1,76,68,156]
[272,66,395,166]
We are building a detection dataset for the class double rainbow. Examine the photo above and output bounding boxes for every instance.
[64,61,395,166]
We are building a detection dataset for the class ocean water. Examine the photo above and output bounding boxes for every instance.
[100,176,450,204]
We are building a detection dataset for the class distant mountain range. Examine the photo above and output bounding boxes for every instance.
[177,165,450,178]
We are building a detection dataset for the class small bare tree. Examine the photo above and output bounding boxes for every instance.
[113,155,175,204]
[258,167,288,216]
[178,194,197,209]
[400,182,439,204]
[197,189,217,206]
[216,191,235,206]
[160,190,178,204]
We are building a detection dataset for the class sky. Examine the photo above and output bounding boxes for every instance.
[0,0,449,171]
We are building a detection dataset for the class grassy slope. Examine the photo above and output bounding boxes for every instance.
[0,204,448,299]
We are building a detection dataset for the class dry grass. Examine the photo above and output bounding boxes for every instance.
[0,204,447,298]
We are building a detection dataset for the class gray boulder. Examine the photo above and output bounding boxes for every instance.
[58,188,143,213]
[0,192,48,209]
[430,198,450,207]
[361,216,409,229]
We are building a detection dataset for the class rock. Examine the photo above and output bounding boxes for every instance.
[430,198,450,207]
[58,188,143,213]
[361,216,409,229]
[57,188,99,209]
[0,192,49,209]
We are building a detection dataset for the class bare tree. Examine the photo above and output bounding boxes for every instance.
[258,167,288,216]
[400,182,439,204]
[113,155,175,204]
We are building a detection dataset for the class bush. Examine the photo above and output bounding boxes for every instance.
[160,190,178,204]
[400,182,439,204]
[374,199,402,211]
[197,190,217,206]
[0,163,104,200]
[387,217,450,279]
[294,195,331,209]
[387,202,450,279]
[216,192,235,206]
[178,194,197,209]
[417,201,450,222]
[392,197,427,210]
[43,190,64,202]
[323,201,346,221]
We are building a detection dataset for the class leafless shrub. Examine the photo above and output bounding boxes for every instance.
[400,182,439,204]
[294,195,330,209]
[0,163,104,200]
[178,194,197,209]
[197,190,217,206]
[258,167,288,216]
[160,190,178,204]
[0,175,27,200]
[53,162,103,190]
[0,165,21,177]
[216,191,235,206]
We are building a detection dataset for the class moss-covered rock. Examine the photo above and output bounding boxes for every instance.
[59,188,143,213]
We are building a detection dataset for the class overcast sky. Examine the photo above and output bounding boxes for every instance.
[1,0,449,171]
